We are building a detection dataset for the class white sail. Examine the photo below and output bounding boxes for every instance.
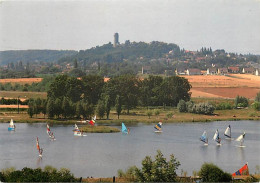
[10,119,14,126]
[213,130,218,141]
[213,129,221,144]
[236,132,245,142]
[224,125,231,138]
[74,124,79,130]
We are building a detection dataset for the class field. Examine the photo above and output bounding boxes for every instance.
[1,74,259,100]
[181,74,260,99]
[0,78,42,84]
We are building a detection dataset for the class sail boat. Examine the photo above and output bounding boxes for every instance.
[89,115,96,126]
[154,122,163,133]
[8,119,15,131]
[213,129,221,145]
[36,137,43,157]
[46,124,56,140]
[200,131,208,145]
[73,124,86,136]
[235,132,245,147]
[122,122,129,134]
[224,125,232,139]
[232,163,249,176]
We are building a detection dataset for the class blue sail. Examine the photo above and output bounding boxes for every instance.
[200,131,208,143]
[122,123,128,134]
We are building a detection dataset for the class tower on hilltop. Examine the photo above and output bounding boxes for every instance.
[113,33,119,47]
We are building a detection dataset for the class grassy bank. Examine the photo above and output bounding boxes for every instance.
[80,126,120,133]
[1,107,259,125]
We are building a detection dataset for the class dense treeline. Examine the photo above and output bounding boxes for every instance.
[27,74,191,119]
[0,50,77,66]
[58,41,181,64]
[0,166,78,182]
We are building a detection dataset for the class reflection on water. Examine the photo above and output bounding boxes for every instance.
[0,120,259,177]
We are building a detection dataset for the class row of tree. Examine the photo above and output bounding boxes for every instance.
[27,74,191,119]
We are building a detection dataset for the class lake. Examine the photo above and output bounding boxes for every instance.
[0,120,259,178]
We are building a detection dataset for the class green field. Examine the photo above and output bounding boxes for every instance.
[0,91,47,100]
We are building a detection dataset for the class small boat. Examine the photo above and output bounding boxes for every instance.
[122,122,130,134]
[46,124,56,140]
[154,122,163,133]
[88,115,96,126]
[8,119,15,131]
[36,137,43,157]
[200,131,208,145]
[235,132,246,147]
[213,129,221,145]
[224,125,233,140]
[232,163,249,176]
[73,124,86,136]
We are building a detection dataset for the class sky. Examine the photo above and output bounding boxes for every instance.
[0,0,260,54]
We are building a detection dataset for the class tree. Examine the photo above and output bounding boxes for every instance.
[96,100,105,119]
[54,98,62,118]
[160,76,191,107]
[199,163,232,182]
[134,150,180,182]
[41,99,47,118]
[81,75,105,105]
[104,95,111,119]
[75,102,83,118]
[46,98,55,118]
[62,97,71,119]
[27,100,34,118]
[115,95,122,119]
[106,74,139,114]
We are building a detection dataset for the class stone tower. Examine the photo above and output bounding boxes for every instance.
[113,33,119,47]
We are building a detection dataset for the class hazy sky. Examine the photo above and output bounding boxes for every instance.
[0,0,260,54]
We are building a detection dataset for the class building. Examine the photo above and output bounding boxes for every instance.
[186,68,201,75]
[207,68,217,75]
[141,66,151,74]
[218,68,228,75]
[228,66,240,73]
[256,69,259,76]
[175,68,187,75]
[242,67,255,74]
[113,33,119,47]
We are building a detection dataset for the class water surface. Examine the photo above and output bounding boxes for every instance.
[0,120,259,177]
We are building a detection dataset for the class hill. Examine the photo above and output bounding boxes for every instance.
[0,50,77,66]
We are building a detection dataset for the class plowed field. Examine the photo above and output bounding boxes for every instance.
[181,74,260,99]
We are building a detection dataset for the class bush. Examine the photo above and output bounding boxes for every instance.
[255,92,260,102]
[1,166,77,182]
[191,102,215,115]
[216,102,232,110]
[235,96,249,108]
[252,102,260,111]
[177,100,187,112]
[146,110,153,119]
[199,163,232,182]
[154,109,160,117]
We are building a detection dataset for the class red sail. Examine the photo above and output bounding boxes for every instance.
[232,164,249,176]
